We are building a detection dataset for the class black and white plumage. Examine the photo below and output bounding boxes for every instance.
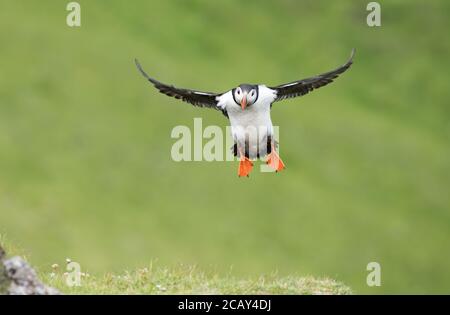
[269,49,355,102]
[135,49,355,174]
[135,60,221,108]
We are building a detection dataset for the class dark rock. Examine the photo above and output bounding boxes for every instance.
[0,246,59,295]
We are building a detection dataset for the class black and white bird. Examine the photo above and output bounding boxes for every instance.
[135,49,355,177]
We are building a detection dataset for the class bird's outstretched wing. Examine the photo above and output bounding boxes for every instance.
[135,59,222,109]
[269,49,355,102]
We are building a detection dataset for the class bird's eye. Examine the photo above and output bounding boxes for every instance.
[250,90,255,97]
[237,89,241,95]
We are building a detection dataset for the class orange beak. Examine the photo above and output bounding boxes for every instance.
[240,93,247,110]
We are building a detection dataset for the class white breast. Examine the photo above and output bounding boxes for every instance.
[217,85,277,158]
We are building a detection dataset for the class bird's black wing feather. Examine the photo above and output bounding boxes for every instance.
[270,49,355,102]
[135,59,222,109]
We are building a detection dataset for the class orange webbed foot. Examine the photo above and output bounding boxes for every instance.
[266,151,285,172]
[238,156,254,177]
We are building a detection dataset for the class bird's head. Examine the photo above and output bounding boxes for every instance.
[232,84,259,110]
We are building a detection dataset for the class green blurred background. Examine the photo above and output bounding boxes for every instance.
[1,0,449,294]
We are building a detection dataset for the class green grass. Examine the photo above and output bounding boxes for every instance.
[2,236,350,295]
[1,0,449,294]
[42,264,351,295]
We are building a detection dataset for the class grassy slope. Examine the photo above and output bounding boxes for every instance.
[2,236,350,294]
[0,1,449,294]
[42,265,351,295]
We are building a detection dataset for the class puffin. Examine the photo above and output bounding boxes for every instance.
[135,49,355,177]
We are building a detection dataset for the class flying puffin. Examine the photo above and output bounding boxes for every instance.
[135,49,355,177]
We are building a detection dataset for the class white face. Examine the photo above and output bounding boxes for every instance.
[247,88,258,105]
[234,87,258,106]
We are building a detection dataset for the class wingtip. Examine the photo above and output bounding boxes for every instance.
[134,58,141,69]
[133,58,162,86]
[343,48,356,68]
[134,58,149,79]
